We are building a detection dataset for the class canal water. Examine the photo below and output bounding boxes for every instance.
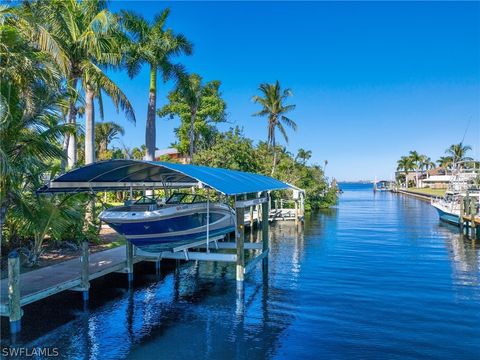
[1,183,479,359]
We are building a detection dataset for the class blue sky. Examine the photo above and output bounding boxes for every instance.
[97,1,480,181]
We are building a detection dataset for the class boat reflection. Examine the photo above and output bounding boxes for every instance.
[439,223,480,287]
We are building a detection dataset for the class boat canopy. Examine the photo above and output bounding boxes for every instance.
[37,160,292,196]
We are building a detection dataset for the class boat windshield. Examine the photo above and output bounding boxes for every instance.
[166,193,208,204]
[134,195,158,205]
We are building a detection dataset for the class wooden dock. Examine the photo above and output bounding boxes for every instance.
[0,245,143,317]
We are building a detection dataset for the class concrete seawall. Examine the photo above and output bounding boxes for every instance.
[396,189,435,202]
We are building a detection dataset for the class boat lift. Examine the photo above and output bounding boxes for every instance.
[1,160,298,334]
[35,160,294,293]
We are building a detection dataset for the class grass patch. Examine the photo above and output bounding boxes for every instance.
[405,188,446,197]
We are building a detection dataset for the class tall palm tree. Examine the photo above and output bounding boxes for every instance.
[252,81,297,175]
[82,66,135,164]
[121,9,193,161]
[11,0,134,167]
[95,121,125,153]
[446,142,473,166]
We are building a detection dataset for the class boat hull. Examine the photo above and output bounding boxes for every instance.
[433,206,460,226]
[100,203,235,252]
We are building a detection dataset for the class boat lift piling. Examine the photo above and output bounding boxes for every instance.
[80,241,90,301]
[8,251,22,334]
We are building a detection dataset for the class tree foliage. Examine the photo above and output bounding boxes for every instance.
[194,128,336,210]
[158,74,226,157]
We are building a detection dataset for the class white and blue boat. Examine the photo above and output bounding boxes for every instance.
[99,193,235,252]
[431,166,480,226]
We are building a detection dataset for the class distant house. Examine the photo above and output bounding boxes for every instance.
[154,148,190,164]
[396,167,450,189]
[420,175,451,189]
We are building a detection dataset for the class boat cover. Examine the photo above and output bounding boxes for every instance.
[37,160,291,196]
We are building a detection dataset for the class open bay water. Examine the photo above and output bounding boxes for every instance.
[1,183,479,359]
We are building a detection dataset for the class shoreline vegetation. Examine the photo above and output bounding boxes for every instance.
[0,2,337,270]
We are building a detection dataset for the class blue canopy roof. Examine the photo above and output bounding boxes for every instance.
[37,160,291,196]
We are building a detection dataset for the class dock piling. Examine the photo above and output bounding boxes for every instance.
[460,197,464,233]
[294,200,299,226]
[262,195,269,270]
[470,198,477,239]
[126,241,134,284]
[80,241,90,301]
[8,251,22,334]
[236,207,245,290]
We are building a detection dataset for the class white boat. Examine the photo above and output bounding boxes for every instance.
[99,193,235,252]
[431,166,480,225]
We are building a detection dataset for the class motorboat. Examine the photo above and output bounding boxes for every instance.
[373,180,393,192]
[431,165,480,225]
[99,192,235,252]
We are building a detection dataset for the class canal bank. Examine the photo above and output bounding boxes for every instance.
[2,183,479,359]
[396,188,436,202]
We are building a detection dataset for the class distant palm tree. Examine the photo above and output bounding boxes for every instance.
[445,142,473,166]
[437,156,453,172]
[95,122,125,153]
[295,148,312,165]
[121,9,193,161]
[408,150,423,186]
[397,156,414,187]
[252,81,297,175]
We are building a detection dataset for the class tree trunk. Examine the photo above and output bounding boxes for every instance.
[145,65,157,161]
[67,78,78,169]
[61,126,69,172]
[271,136,277,176]
[85,84,96,165]
[189,108,196,163]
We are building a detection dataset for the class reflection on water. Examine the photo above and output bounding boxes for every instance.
[440,224,480,287]
[1,183,480,359]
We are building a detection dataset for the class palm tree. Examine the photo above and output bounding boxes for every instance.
[397,156,414,187]
[446,143,473,166]
[295,148,312,165]
[252,81,297,175]
[121,9,193,161]
[408,150,424,186]
[437,156,453,172]
[11,0,134,167]
[159,74,226,160]
[95,121,125,153]
[82,69,135,164]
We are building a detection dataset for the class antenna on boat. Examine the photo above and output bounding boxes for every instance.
[460,116,472,144]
